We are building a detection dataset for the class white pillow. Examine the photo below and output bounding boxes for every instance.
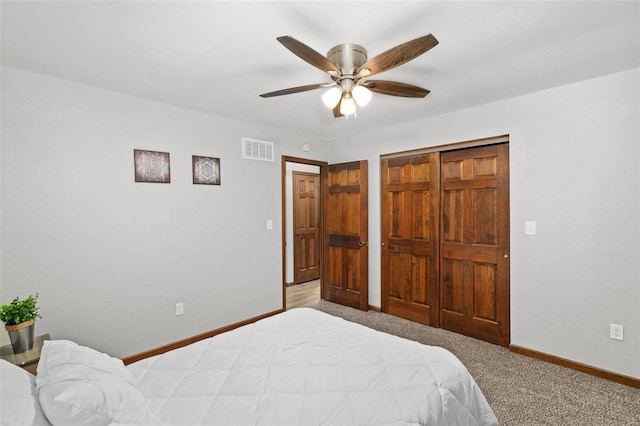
[35,340,159,426]
[0,359,50,425]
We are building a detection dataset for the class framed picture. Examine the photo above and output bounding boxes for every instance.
[192,155,221,185]
[134,149,171,183]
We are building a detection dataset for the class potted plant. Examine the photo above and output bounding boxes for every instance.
[0,294,41,354]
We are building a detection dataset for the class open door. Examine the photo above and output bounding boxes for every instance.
[322,160,368,310]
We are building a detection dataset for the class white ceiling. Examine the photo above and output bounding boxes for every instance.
[2,1,639,141]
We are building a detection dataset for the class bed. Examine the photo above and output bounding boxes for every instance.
[1,308,498,425]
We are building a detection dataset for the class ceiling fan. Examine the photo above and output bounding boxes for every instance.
[260,34,439,118]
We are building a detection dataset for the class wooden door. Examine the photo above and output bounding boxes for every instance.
[440,143,510,347]
[381,153,440,325]
[322,161,368,310]
[293,172,320,284]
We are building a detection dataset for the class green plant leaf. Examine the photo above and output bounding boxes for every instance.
[0,294,41,326]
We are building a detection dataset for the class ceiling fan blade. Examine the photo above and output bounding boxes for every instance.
[260,83,333,98]
[356,34,439,78]
[362,80,430,98]
[277,36,341,77]
[333,99,344,118]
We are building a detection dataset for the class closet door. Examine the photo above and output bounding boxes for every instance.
[440,144,510,347]
[381,153,440,325]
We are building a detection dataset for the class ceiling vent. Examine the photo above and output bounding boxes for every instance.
[242,138,274,162]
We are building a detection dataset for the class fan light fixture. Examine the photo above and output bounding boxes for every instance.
[352,86,372,106]
[322,85,372,116]
[322,87,342,108]
[339,93,356,116]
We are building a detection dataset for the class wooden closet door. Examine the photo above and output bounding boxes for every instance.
[440,143,510,347]
[381,153,440,325]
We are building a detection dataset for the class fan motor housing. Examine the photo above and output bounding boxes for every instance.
[327,43,367,76]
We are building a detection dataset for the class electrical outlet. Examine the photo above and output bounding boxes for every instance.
[175,302,184,316]
[610,323,623,341]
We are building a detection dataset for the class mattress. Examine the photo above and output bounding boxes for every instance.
[127,308,498,425]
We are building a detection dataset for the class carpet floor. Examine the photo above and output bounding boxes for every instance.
[303,300,640,426]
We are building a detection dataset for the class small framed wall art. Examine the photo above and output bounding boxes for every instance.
[192,155,221,185]
[134,149,171,183]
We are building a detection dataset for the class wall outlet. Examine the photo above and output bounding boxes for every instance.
[175,302,184,316]
[610,323,623,341]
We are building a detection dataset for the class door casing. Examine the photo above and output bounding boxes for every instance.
[282,156,327,308]
[281,156,369,311]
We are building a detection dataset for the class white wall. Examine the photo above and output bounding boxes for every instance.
[2,65,638,381]
[327,68,640,380]
[0,67,327,357]
[284,162,320,284]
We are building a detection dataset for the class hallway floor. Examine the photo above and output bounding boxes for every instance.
[286,279,320,309]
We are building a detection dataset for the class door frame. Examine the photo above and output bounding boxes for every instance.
[380,134,510,161]
[281,156,328,309]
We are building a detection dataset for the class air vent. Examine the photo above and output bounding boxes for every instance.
[242,138,274,162]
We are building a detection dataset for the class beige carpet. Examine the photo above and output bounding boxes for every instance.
[303,300,640,426]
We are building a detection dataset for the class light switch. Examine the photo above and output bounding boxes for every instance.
[266,219,273,230]
[524,221,536,236]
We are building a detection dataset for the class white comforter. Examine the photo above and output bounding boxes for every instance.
[127,308,498,425]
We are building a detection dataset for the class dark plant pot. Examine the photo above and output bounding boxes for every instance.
[5,319,35,354]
